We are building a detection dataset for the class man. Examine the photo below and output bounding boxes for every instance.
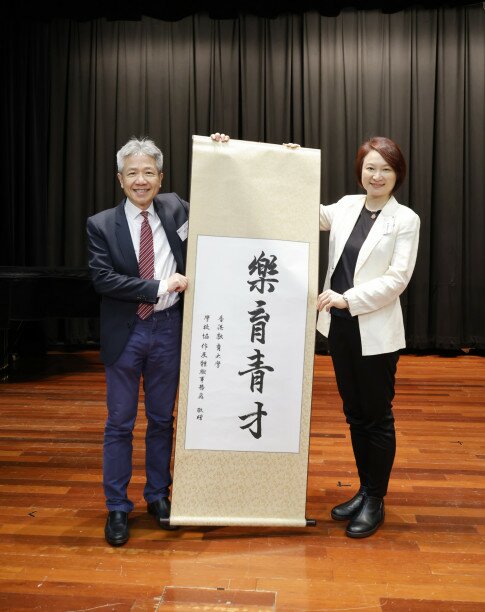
[87,137,189,546]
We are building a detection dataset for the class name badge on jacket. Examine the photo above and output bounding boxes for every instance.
[177,221,188,241]
[383,217,395,235]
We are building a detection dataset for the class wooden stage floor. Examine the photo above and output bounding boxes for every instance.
[0,351,484,611]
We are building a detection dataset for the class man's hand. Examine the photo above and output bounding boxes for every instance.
[317,289,347,312]
[211,132,230,142]
[167,273,188,293]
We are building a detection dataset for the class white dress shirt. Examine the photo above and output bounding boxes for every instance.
[124,199,178,311]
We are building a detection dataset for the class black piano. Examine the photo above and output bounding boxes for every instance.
[0,267,100,377]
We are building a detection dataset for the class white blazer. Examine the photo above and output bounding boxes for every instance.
[316,194,420,356]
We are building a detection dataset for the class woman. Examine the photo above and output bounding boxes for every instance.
[316,137,420,538]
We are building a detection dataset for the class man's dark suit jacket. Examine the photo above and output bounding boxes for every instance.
[86,193,189,366]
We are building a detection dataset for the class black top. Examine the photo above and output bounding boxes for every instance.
[330,205,381,319]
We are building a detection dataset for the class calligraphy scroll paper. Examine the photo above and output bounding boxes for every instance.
[170,137,320,526]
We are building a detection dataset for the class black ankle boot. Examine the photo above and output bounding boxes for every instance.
[330,488,366,521]
[346,495,384,538]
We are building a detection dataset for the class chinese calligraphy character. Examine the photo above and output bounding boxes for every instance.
[247,251,279,293]
[248,300,270,344]
[239,401,267,439]
[238,348,274,393]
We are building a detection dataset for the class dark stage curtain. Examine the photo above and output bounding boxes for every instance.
[2,6,484,350]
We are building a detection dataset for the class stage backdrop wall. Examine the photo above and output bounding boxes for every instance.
[2,5,484,350]
[170,137,320,526]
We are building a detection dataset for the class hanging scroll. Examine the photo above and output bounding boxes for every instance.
[171,137,320,527]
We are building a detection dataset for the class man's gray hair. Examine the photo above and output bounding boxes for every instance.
[116,137,164,173]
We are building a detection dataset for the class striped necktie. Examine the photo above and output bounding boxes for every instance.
[137,210,155,320]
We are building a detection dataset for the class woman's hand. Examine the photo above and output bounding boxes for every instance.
[283,142,301,149]
[317,289,348,312]
[211,132,230,142]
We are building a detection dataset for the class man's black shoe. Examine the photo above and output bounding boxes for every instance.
[147,497,179,531]
[331,489,366,521]
[105,510,129,546]
[346,496,384,538]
